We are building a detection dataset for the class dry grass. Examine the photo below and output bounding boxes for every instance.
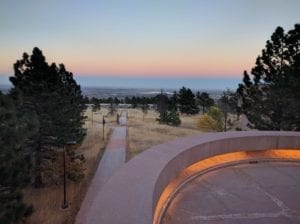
[22,107,223,223]
[23,108,116,224]
[127,109,204,160]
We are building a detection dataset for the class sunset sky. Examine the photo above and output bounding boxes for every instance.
[0,0,299,89]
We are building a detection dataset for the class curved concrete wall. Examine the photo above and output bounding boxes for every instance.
[84,131,300,224]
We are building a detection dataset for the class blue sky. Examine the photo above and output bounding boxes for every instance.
[0,0,299,89]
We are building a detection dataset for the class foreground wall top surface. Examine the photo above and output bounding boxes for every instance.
[83,131,300,224]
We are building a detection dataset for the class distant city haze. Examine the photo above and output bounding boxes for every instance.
[0,75,239,90]
[0,0,299,88]
[75,76,240,90]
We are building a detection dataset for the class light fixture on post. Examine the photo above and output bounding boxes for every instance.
[62,140,76,209]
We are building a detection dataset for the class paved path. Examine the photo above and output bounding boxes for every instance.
[76,111,127,224]
[162,162,300,224]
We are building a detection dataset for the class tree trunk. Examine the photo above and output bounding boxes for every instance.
[224,113,228,132]
[33,173,43,188]
[33,142,44,188]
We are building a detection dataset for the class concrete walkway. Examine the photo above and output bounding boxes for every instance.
[75,111,127,224]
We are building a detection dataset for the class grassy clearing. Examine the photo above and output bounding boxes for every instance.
[127,109,204,160]
[23,108,115,224]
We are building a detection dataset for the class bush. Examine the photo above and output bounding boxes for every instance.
[197,107,224,132]
[157,110,181,126]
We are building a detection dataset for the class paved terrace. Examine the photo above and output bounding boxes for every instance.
[75,111,127,224]
[77,131,300,224]
[162,161,300,224]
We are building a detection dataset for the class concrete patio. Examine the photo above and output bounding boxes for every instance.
[75,131,300,224]
[162,161,300,224]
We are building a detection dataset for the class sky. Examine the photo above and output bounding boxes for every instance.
[0,0,299,89]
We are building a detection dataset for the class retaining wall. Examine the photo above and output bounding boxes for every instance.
[83,131,300,224]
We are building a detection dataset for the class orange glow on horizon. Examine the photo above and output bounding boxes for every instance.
[0,45,255,78]
[56,47,255,77]
[66,57,251,77]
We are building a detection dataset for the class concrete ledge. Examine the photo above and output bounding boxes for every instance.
[83,131,300,224]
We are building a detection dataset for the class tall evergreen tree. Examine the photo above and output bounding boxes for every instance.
[178,87,199,115]
[155,90,168,114]
[196,91,214,114]
[91,98,101,125]
[0,91,37,223]
[140,97,149,121]
[168,91,178,111]
[130,96,138,108]
[9,47,86,187]
[156,91,181,126]
[238,24,300,130]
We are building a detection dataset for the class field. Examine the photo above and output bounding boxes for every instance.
[23,107,206,224]
[127,109,204,160]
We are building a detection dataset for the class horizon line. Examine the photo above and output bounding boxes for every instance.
[0,73,242,78]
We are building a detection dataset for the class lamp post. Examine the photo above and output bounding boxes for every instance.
[102,116,107,141]
[62,140,76,209]
[91,109,94,126]
[117,113,120,125]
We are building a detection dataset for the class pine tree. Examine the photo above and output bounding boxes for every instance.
[9,47,86,186]
[156,91,181,126]
[130,96,138,108]
[238,24,300,130]
[168,91,178,111]
[91,97,101,112]
[140,97,149,121]
[196,92,214,114]
[108,97,116,116]
[166,109,181,126]
[0,91,37,223]
[155,90,168,114]
[91,98,101,125]
[178,87,199,115]
[157,109,181,126]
